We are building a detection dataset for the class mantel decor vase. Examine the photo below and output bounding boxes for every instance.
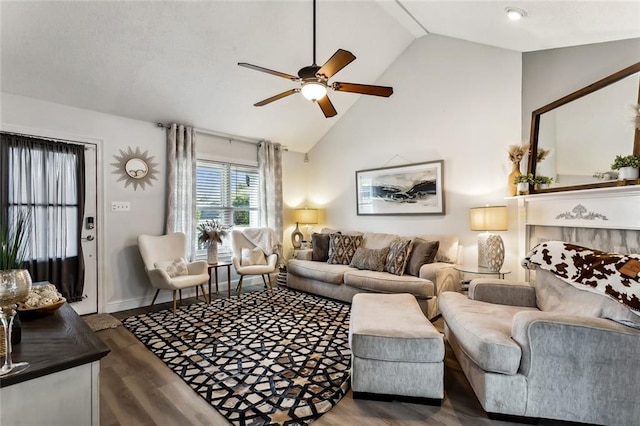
[207,243,218,264]
[508,162,521,196]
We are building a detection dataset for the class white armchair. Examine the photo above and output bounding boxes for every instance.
[230,229,279,295]
[137,232,210,316]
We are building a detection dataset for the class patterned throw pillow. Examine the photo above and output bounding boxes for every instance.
[384,238,414,276]
[241,247,267,266]
[350,247,390,272]
[327,234,363,265]
[405,239,440,276]
[154,258,189,278]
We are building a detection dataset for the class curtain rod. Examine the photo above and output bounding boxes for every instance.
[156,123,262,146]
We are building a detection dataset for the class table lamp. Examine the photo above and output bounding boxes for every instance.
[470,206,508,272]
[292,208,318,249]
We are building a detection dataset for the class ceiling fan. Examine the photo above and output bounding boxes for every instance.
[238,0,393,118]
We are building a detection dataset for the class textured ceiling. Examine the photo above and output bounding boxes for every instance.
[1,1,638,152]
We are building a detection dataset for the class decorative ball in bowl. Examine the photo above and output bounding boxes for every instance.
[17,284,66,317]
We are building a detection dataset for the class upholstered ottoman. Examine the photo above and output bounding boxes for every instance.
[349,293,444,403]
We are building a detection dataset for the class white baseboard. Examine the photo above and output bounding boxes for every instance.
[104,276,265,313]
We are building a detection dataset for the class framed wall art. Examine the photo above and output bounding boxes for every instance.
[356,160,445,216]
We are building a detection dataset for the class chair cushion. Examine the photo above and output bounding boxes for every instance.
[154,258,188,278]
[405,239,439,276]
[327,233,363,265]
[241,247,267,266]
[287,259,356,285]
[350,247,389,272]
[439,292,538,375]
[385,238,414,276]
[344,270,434,299]
[170,273,210,289]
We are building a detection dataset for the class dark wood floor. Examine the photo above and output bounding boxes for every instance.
[98,284,578,426]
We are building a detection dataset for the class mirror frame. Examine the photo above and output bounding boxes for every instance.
[527,61,640,194]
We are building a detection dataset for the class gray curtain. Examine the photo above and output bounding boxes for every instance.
[165,124,197,261]
[258,141,284,252]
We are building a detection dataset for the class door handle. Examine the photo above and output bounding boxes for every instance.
[82,235,95,242]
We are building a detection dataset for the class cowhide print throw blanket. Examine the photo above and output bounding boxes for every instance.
[523,241,640,316]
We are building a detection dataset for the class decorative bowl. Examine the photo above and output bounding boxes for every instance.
[17,297,66,317]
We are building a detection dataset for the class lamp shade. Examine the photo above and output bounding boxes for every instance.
[470,206,508,231]
[294,208,318,224]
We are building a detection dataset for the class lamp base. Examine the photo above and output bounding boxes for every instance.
[291,222,303,249]
[477,233,505,272]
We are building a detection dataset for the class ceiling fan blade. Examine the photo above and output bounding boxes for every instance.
[254,89,299,107]
[317,95,337,118]
[332,82,393,97]
[316,49,356,79]
[238,62,299,81]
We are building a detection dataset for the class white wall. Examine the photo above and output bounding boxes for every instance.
[1,92,167,312]
[304,34,522,273]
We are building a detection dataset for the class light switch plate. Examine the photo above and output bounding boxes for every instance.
[111,201,130,212]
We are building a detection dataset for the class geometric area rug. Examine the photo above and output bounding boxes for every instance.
[122,287,352,426]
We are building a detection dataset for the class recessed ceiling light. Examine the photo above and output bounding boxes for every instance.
[505,7,527,20]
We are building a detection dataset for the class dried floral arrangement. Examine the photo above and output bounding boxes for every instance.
[197,220,232,246]
[536,148,550,163]
[508,143,529,164]
[635,104,640,130]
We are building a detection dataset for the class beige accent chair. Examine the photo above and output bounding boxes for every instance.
[230,229,279,295]
[138,232,210,316]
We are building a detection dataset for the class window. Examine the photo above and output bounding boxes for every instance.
[195,160,260,261]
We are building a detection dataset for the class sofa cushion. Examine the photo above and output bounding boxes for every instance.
[405,239,439,276]
[287,259,356,285]
[439,291,538,375]
[311,232,331,261]
[534,268,640,328]
[361,232,400,249]
[328,233,363,265]
[385,238,413,275]
[350,247,389,272]
[344,270,434,299]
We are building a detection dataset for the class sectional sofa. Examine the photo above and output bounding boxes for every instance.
[286,229,462,319]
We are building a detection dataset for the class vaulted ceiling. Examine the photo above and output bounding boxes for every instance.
[2,1,638,152]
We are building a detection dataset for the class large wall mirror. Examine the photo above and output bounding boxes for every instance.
[528,61,640,193]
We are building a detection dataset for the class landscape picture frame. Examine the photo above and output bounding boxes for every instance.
[356,160,445,216]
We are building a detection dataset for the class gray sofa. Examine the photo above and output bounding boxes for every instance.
[287,230,462,319]
[439,268,640,425]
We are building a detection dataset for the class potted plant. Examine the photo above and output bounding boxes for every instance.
[611,154,640,180]
[513,173,533,195]
[0,209,32,353]
[534,175,554,190]
[197,220,232,264]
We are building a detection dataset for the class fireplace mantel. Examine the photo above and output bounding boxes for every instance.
[514,185,640,279]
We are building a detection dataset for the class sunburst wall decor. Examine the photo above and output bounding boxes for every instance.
[111,146,159,191]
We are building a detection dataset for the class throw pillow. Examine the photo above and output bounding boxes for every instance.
[405,239,440,276]
[241,247,267,266]
[384,238,414,276]
[312,233,331,261]
[327,233,363,265]
[350,247,390,272]
[154,258,189,278]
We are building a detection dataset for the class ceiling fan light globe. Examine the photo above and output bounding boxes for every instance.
[301,82,327,101]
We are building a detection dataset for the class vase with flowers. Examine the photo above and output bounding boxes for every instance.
[197,220,232,264]
[507,143,529,196]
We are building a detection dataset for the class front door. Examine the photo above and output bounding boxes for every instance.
[72,144,98,315]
